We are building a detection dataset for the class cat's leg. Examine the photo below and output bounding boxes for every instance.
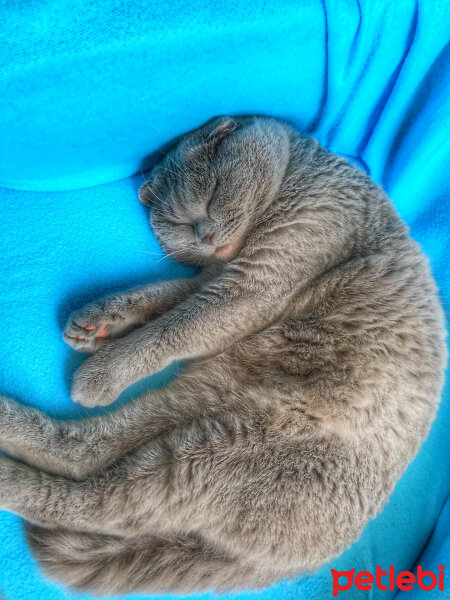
[0,392,259,532]
[63,265,221,352]
[0,370,234,480]
[63,277,201,352]
[26,525,271,595]
[71,253,302,406]
[0,393,166,480]
[0,398,358,572]
[0,451,157,531]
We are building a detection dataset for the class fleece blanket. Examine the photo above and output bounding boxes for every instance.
[0,1,449,599]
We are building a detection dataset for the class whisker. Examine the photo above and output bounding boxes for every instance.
[155,247,190,264]
[161,165,179,178]
[159,151,188,176]
[155,255,170,264]
[139,167,149,183]
[194,255,205,268]
[163,247,189,257]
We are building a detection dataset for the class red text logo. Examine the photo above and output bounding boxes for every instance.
[331,564,445,597]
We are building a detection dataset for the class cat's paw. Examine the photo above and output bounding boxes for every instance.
[63,301,127,353]
[71,353,122,407]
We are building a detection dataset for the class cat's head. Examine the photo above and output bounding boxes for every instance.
[139,115,292,265]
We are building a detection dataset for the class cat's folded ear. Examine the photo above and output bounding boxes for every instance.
[205,116,239,145]
[139,170,160,206]
[138,182,154,206]
[139,163,167,206]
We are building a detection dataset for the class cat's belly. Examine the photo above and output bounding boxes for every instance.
[189,281,445,447]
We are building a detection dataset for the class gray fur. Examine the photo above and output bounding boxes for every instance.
[0,115,446,595]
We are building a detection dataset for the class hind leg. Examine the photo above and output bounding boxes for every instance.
[1,405,350,552]
[0,360,238,480]
[0,394,155,480]
[2,392,359,583]
[0,432,193,533]
[0,377,216,480]
[26,524,271,595]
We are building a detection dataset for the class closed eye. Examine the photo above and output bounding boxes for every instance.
[163,216,194,231]
[157,204,190,227]
[167,223,195,240]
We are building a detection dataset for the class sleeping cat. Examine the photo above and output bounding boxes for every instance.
[0,115,446,595]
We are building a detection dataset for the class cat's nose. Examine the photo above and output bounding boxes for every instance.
[194,222,215,246]
[202,233,214,246]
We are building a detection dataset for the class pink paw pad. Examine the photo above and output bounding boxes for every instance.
[84,324,95,331]
[76,334,85,340]
[96,325,109,338]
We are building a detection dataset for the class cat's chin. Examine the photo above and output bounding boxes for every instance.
[214,241,240,260]
[176,245,238,266]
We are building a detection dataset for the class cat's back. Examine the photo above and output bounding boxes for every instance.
[227,143,446,440]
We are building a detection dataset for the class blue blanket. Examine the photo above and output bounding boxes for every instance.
[0,1,449,599]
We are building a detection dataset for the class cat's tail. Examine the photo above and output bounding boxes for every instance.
[26,524,273,595]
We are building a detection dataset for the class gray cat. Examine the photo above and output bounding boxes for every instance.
[0,116,446,595]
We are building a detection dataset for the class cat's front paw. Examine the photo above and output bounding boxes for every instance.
[63,301,127,353]
[71,353,123,408]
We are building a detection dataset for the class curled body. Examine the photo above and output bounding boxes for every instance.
[0,115,446,595]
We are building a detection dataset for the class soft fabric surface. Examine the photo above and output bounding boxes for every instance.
[0,1,449,599]
[396,496,450,599]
